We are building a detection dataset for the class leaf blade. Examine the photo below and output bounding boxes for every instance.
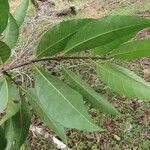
[0,79,21,125]
[13,0,29,27]
[63,67,119,115]
[4,93,31,150]
[3,14,19,49]
[0,78,8,112]
[0,0,9,33]
[36,19,94,57]
[110,39,150,60]
[23,88,67,142]
[0,127,7,150]
[95,62,150,100]
[92,32,137,55]
[32,66,102,132]
[0,41,11,63]
[62,16,150,55]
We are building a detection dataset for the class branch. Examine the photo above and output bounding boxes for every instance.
[2,56,107,72]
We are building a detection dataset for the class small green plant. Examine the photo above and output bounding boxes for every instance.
[0,0,150,149]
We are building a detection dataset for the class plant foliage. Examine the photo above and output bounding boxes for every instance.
[0,0,150,149]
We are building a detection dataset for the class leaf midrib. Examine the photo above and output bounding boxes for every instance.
[96,63,150,90]
[64,68,103,104]
[98,64,137,97]
[62,23,149,54]
[35,66,98,129]
[36,32,76,57]
[21,87,64,135]
[112,48,150,57]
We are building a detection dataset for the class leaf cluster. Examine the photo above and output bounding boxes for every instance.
[0,0,150,149]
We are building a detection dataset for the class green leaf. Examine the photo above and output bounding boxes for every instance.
[0,41,11,63]
[62,16,150,55]
[92,32,137,55]
[0,78,8,112]
[22,88,67,142]
[3,14,19,49]
[36,19,94,57]
[110,39,150,60]
[0,76,4,87]
[13,0,29,27]
[31,66,102,132]
[0,0,9,33]
[4,93,31,150]
[0,79,21,125]
[95,62,150,101]
[63,67,119,115]
[0,126,7,150]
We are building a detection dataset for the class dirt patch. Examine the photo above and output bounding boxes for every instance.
[81,0,105,18]
[102,0,126,9]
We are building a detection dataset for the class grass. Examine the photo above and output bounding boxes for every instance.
[97,0,150,16]
[9,0,150,149]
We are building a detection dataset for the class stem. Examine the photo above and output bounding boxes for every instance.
[3,71,19,85]
[3,56,107,72]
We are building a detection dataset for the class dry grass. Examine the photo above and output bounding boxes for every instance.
[9,0,20,10]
